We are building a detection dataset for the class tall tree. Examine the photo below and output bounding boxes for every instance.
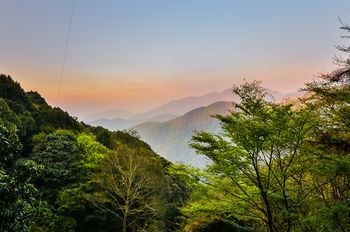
[31,131,82,203]
[302,20,350,230]
[188,81,323,231]
[90,145,163,232]
[0,119,54,232]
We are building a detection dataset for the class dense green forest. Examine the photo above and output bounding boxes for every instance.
[1,24,350,231]
[0,75,188,231]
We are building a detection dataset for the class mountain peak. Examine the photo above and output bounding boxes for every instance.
[132,101,236,167]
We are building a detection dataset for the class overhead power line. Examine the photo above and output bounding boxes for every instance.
[56,0,76,106]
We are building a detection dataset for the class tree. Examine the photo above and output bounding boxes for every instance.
[77,133,110,169]
[188,81,323,231]
[0,121,22,171]
[0,74,32,114]
[301,20,350,231]
[0,120,27,231]
[90,145,163,232]
[31,130,82,203]
[55,133,116,232]
[0,120,54,232]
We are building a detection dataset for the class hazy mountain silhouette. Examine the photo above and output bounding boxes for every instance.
[132,101,236,167]
[85,109,136,122]
[88,118,143,131]
[87,88,299,133]
[88,113,177,131]
[131,89,238,120]
[85,89,238,130]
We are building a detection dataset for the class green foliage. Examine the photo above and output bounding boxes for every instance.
[0,98,19,124]
[297,22,350,231]
[87,126,117,149]
[0,74,31,113]
[0,75,84,157]
[90,145,164,232]
[0,169,38,232]
[36,107,83,132]
[112,130,153,150]
[31,131,82,202]
[184,217,252,232]
[52,133,116,231]
[0,121,22,170]
[185,81,343,231]
[77,133,110,169]
[0,74,188,231]
[0,122,54,232]
[296,202,350,232]
[27,91,49,107]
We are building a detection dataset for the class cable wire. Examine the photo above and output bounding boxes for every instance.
[56,0,76,106]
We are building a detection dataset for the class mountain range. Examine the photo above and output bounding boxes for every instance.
[88,113,177,131]
[86,88,237,130]
[86,88,298,130]
[85,88,238,126]
[132,101,236,167]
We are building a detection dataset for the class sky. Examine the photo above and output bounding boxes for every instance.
[1,0,350,119]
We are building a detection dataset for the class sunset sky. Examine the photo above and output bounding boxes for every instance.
[1,1,350,119]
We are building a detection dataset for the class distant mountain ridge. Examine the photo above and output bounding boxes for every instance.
[89,118,143,131]
[132,89,239,120]
[86,88,299,132]
[85,109,136,121]
[85,88,238,131]
[85,88,237,123]
[88,113,177,131]
[132,101,236,167]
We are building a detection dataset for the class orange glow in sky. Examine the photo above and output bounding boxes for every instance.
[0,1,348,118]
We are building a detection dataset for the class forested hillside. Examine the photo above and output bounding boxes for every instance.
[0,74,188,232]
